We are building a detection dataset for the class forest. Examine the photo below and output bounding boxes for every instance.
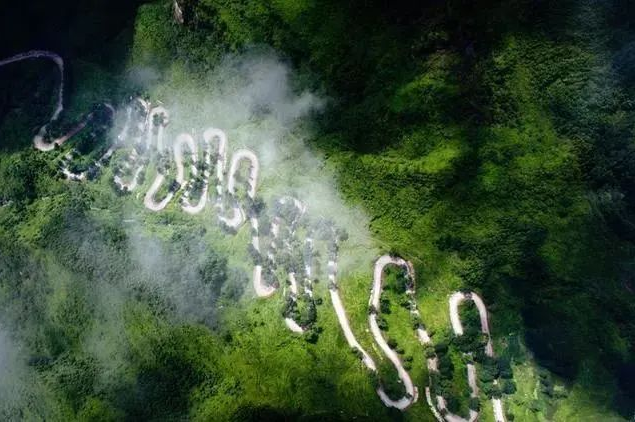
[0,0,634,421]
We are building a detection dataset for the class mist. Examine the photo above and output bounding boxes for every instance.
[118,47,379,298]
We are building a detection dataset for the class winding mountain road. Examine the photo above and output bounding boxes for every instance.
[2,49,512,419]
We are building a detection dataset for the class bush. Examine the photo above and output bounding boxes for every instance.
[304,328,319,344]
[434,341,449,354]
[499,357,513,379]
[502,379,517,395]
[425,345,437,359]
[377,317,389,331]
[529,400,544,413]
[411,314,423,329]
[380,296,391,314]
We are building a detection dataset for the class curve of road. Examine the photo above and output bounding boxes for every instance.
[448,292,506,422]
[216,149,256,229]
[0,50,116,153]
[369,256,419,409]
[0,50,64,151]
[143,107,174,212]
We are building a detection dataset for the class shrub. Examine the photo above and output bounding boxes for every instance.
[502,379,517,395]
[304,329,319,344]
[498,357,513,379]
[425,345,437,359]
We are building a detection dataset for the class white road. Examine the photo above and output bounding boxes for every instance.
[329,287,377,370]
[0,51,117,153]
[252,265,276,298]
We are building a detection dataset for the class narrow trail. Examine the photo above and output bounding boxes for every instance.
[2,49,511,420]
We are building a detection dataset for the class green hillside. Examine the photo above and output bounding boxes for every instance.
[0,1,633,421]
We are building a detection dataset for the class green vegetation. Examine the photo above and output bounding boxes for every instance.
[1,0,635,420]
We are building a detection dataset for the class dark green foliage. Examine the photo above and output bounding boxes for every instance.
[454,331,487,355]
[502,379,517,395]
[376,361,406,400]
[434,341,449,354]
[411,314,422,330]
[386,338,398,349]
[122,325,220,420]
[498,356,513,379]
[376,316,388,331]
[483,383,502,399]
[304,328,319,344]
[379,295,391,315]
[424,345,437,359]
[437,353,454,379]
[479,356,500,384]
